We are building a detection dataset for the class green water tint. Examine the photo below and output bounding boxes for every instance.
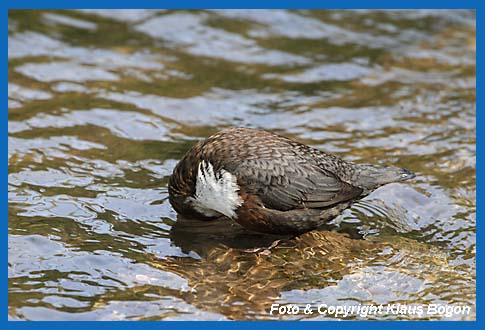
[8,10,475,320]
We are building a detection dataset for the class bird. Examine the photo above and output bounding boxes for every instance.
[168,127,415,235]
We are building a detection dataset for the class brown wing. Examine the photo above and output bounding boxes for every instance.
[233,159,362,211]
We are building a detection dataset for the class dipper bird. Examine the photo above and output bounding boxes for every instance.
[168,127,415,235]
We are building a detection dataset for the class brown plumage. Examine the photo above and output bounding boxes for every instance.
[168,127,415,235]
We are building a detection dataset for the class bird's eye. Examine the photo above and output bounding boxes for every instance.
[400,173,409,178]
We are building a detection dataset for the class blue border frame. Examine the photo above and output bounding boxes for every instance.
[4,0,480,328]
[3,0,479,10]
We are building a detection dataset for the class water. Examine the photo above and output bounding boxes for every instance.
[8,10,476,320]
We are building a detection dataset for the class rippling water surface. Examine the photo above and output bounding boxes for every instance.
[8,10,476,320]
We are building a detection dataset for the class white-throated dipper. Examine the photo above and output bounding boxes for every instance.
[168,127,415,235]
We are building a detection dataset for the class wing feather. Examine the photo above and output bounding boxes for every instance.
[234,159,362,211]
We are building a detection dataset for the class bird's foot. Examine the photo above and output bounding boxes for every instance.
[242,239,284,255]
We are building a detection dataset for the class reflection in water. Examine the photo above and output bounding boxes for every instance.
[170,216,292,255]
[8,10,475,320]
[162,228,381,320]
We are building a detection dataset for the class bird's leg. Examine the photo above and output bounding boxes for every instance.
[242,239,284,254]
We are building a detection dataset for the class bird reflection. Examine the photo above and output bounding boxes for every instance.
[169,211,368,258]
[169,215,293,257]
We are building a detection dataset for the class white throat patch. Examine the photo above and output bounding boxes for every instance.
[188,160,243,219]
